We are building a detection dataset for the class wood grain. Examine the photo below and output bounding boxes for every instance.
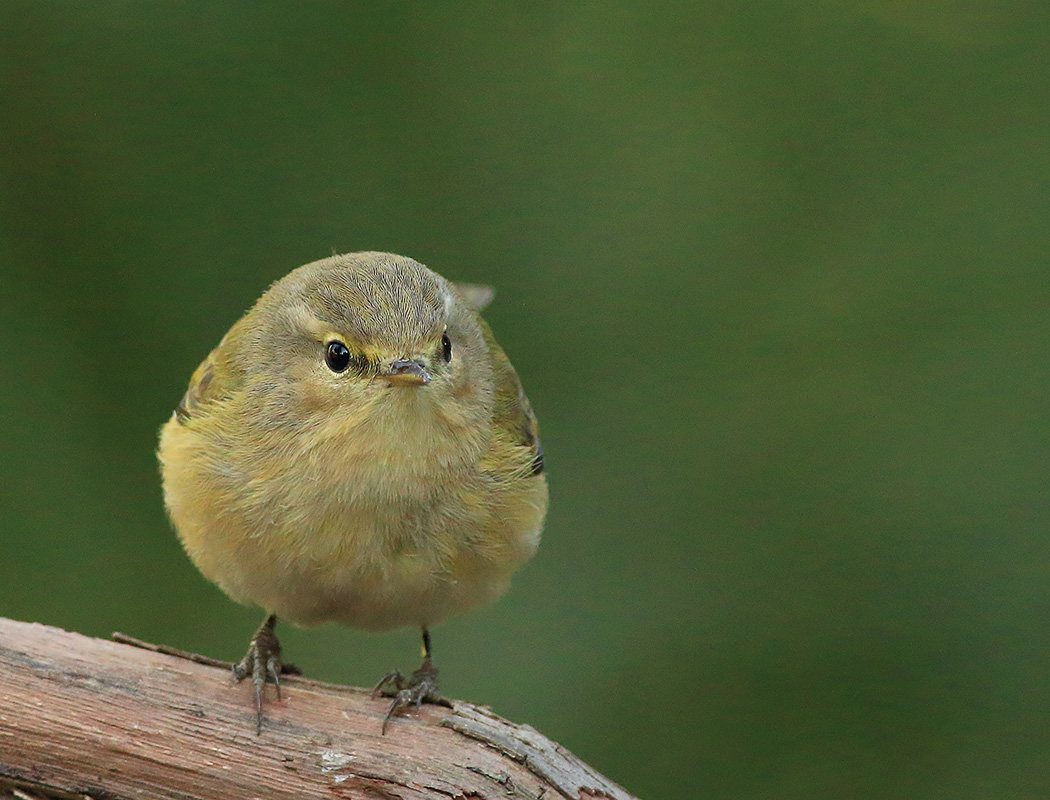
[0,617,635,800]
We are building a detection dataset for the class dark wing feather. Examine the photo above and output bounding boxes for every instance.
[478,318,544,476]
[174,347,227,424]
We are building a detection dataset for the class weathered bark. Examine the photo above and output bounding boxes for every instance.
[0,617,635,800]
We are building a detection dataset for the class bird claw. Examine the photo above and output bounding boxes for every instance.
[233,614,284,735]
[372,657,447,733]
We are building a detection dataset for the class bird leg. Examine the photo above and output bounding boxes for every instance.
[372,627,449,733]
[232,613,285,734]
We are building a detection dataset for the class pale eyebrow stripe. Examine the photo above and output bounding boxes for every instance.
[286,302,340,342]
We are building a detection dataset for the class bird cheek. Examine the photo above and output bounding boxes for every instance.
[451,376,478,402]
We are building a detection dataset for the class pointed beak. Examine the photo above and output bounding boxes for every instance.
[383,359,431,387]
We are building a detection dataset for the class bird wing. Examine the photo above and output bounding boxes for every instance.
[452,282,495,311]
[174,349,221,424]
[478,318,544,476]
[172,323,248,426]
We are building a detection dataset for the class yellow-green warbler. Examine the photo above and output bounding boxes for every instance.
[158,252,547,733]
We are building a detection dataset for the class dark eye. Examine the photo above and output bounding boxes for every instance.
[325,341,351,373]
[441,332,452,363]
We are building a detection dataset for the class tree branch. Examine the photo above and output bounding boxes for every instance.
[0,617,635,800]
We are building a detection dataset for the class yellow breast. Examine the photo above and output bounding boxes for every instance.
[158,389,546,630]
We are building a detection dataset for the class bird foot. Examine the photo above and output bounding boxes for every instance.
[372,656,450,733]
[232,614,297,734]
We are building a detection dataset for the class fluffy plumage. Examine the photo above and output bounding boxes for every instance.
[158,252,547,632]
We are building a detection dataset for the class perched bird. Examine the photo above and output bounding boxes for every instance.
[158,252,547,733]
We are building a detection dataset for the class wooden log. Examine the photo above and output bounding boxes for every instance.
[0,617,635,800]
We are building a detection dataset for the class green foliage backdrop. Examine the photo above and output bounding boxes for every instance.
[2,3,1049,797]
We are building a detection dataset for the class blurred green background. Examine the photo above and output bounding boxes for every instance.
[2,2,1049,797]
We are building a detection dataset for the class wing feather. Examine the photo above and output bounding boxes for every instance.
[477,318,544,476]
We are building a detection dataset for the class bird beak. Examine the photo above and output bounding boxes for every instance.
[384,359,431,387]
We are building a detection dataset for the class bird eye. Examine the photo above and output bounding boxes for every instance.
[325,341,352,373]
[441,332,452,363]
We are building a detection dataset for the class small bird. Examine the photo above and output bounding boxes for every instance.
[157,252,547,733]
